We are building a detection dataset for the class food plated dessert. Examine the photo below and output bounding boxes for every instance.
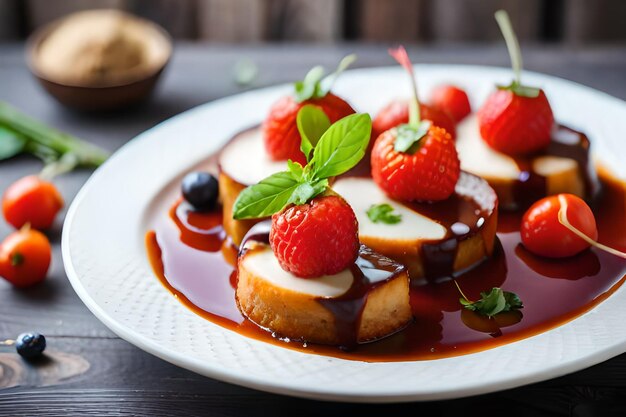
[146,11,626,361]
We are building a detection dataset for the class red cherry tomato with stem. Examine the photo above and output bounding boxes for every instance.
[521,194,597,258]
[2,175,64,230]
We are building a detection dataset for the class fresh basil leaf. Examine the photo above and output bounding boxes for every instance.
[0,126,26,160]
[232,171,300,219]
[460,287,523,318]
[288,178,328,206]
[297,105,331,162]
[294,66,325,102]
[394,120,432,154]
[497,81,541,98]
[366,203,402,224]
[310,113,371,179]
[287,159,304,179]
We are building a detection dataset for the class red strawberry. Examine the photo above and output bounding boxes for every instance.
[263,93,355,165]
[270,195,359,278]
[372,100,456,142]
[371,125,460,201]
[430,85,471,122]
[477,89,554,155]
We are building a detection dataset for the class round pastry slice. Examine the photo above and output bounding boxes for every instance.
[456,115,599,210]
[236,231,412,347]
[332,172,498,283]
[218,127,284,245]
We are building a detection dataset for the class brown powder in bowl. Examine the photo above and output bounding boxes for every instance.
[35,10,170,87]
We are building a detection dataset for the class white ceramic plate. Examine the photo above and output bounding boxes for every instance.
[63,65,626,403]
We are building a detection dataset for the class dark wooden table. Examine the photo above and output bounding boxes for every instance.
[1,43,626,417]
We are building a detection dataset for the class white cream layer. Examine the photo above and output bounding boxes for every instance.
[219,128,286,185]
[332,177,447,242]
[456,115,578,180]
[242,247,353,297]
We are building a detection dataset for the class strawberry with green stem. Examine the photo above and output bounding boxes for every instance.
[262,55,357,165]
[370,46,460,202]
[477,10,555,156]
[234,106,371,278]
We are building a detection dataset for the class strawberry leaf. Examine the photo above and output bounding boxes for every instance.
[393,120,431,154]
[293,55,356,103]
[296,105,331,162]
[232,171,301,219]
[319,54,357,96]
[497,81,541,98]
[294,66,325,102]
[310,113,372,179]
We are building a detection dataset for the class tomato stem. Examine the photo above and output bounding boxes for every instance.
[557,195,626,259]
[39,152,78,181]
[495,10,523,86]
[10,252,24,266]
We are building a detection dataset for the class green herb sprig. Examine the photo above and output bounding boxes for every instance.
[232,105,371,220]
[455,281,523,318]
[366,203,402,225]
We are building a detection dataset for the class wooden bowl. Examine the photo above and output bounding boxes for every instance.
[26,11,172,112]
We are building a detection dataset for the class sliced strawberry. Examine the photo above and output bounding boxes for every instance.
[269,195,359,278]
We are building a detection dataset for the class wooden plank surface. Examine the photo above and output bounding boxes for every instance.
[7,0,626,43]
[1,43,626,416]
[428,0,543,41]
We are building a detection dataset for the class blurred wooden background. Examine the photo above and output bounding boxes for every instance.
[0,0,624,43]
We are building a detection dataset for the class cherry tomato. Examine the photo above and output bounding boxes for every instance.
[430,85,471,122]
[521,194,597,258]
[0,227,51,287]
[2,175,64,230]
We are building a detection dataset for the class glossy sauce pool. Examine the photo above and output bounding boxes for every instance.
[146,168,626,362]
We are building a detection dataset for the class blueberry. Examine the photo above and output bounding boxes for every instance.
[15,332,46,359]
[182,172,219,211]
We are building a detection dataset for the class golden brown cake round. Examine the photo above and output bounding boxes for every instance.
[236,240,412,347]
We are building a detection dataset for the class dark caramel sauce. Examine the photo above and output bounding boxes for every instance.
[403,173,496,280]
[510,125,599,209]
[146,166,626,362]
